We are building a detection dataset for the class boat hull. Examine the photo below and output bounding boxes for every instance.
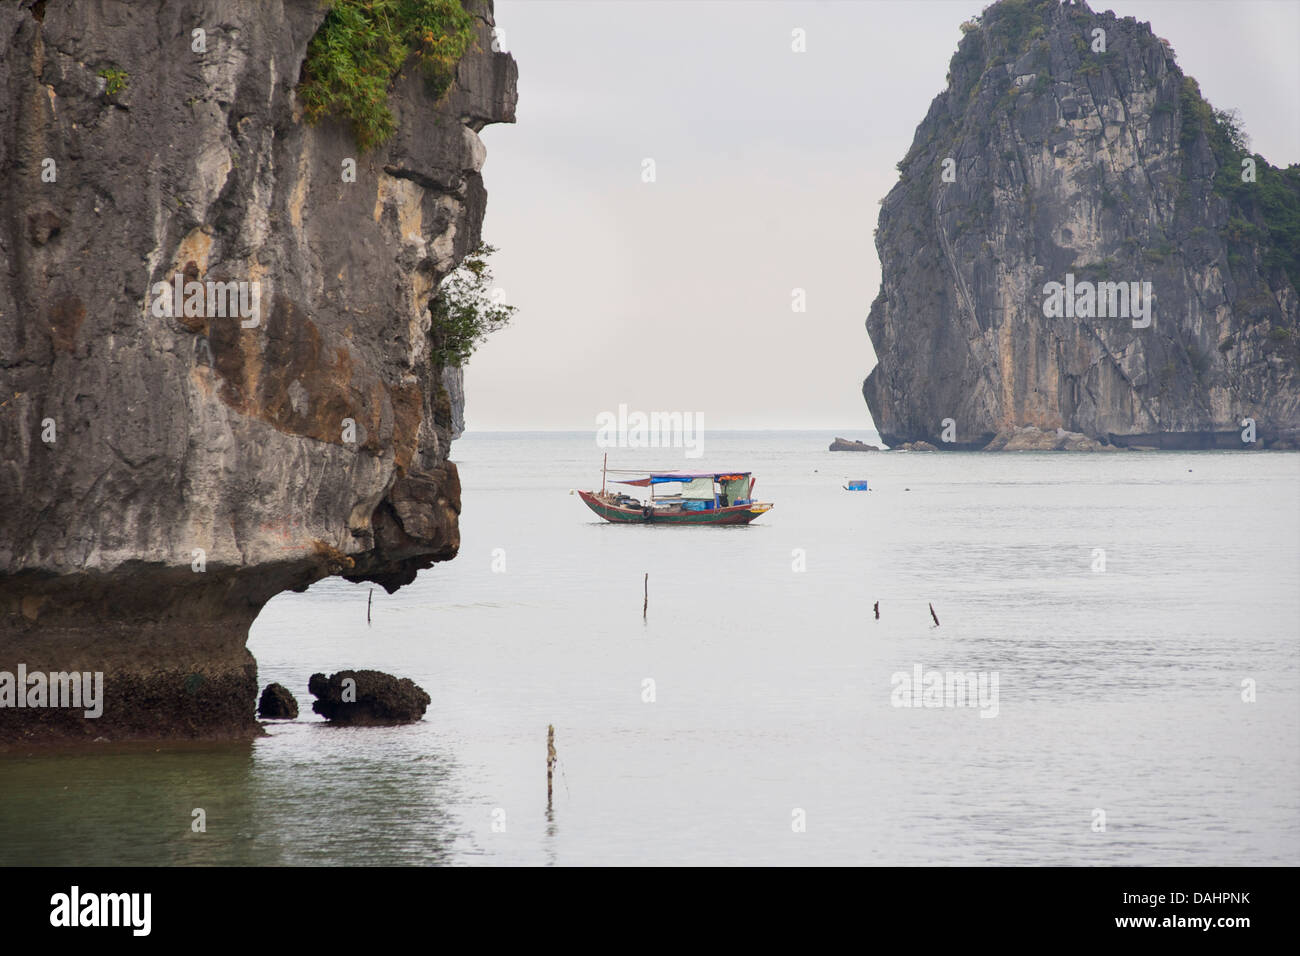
[578,491,771,525]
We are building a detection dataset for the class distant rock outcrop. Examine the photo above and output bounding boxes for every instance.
[863,0,1299,450]
[983,424,1119,451]
[829,437,880,451]
[309,670,431,726]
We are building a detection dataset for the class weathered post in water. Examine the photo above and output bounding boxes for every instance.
[546,724,556,804]
[367,588,373,624]
[874,601,880,620]
[643,573,648,620]
[929,602,940,627]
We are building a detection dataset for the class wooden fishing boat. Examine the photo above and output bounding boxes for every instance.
[577,461,773,525]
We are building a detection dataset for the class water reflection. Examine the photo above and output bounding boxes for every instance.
[545,804,558,867]
[0,743,260,866]
[0,724,468,866]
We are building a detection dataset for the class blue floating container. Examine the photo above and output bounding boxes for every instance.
[846,480,869,491]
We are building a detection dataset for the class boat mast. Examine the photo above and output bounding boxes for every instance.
[602,453,607,496]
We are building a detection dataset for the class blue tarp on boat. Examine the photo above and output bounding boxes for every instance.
[615,472,750,486]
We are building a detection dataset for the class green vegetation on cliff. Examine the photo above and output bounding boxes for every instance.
[1179,78,1300,291]
[298,0,474,151]
[98,66,128,95]
[939,2,1299,294]
[429,243,516,368]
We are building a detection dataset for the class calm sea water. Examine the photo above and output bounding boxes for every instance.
[3,431,1298,866]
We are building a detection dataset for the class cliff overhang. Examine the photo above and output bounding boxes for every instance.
[0,0,517,745]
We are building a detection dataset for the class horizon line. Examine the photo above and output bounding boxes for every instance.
[460,426,881,433]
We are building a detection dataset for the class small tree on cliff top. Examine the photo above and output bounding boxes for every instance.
[430,243,516,368]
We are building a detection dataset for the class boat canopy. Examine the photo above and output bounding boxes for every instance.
[614,472,751,487]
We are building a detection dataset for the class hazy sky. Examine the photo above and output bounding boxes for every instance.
[470,0,1300,431]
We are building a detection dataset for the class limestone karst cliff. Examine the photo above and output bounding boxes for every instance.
[0,0,516,742]
[864,0,1300,449]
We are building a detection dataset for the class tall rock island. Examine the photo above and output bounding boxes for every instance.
[864,0,1299,449]
[0,0,516,743]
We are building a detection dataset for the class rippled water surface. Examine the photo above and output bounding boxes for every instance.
[3,432,1298,865]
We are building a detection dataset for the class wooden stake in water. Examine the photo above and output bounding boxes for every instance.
[643,573,648,620]
[874,601,880,620]
[546,724,556,804]
[929,602,940,627]
[367,588,373,624]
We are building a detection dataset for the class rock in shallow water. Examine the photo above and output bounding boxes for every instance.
[829,437,879,451]
[258,683,299,719]
[308,670,431,726]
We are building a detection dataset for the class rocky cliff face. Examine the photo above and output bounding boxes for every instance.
[864,0,1300,449]
[0,0,516,743]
